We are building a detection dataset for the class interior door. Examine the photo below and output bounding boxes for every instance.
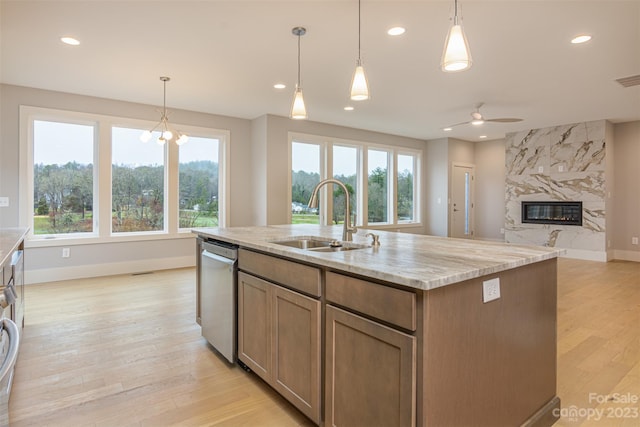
[450,163,475,239]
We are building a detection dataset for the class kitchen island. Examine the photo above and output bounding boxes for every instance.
[194,224,562,427]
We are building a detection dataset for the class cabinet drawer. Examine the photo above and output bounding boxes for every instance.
[238,249,321,297]
[326,271,416,331]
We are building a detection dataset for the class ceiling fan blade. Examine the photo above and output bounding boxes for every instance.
[444,120,471,128]
[486,118,523,123]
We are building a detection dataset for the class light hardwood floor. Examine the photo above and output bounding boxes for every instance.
[7,258,639,426]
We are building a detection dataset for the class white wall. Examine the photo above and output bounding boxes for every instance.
[474,139,506,241]
[612,121,640,261]
[424,138,449,236]
[250,115,268,226]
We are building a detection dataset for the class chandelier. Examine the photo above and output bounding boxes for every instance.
[140,76,188,145]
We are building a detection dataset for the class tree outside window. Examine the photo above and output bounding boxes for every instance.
[111,127,165,233]
[368,149,389,224]
[33,120,94,235]
[178,136,220,228]
[291,142,321,224]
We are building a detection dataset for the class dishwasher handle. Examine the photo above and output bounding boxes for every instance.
[202,249,236,268]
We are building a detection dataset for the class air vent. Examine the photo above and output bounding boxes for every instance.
[615,74,640,88]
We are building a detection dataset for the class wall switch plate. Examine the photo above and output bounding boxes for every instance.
[633,237,639,245]
[558,165,565,172]
[483,278,500,303]
[500,228,505,234]
[62,248,70,258]
[0,197,8,207]
[537,166,544,173]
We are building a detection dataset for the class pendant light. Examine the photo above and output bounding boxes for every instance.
[290,27,308,120]
[350,0,370,100]
[441,0,472,72]
[140,76,189,145]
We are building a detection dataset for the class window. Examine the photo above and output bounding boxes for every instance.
[178,136,220,228]
[332,145,358,225]
[289,134,420,228]
[23,106,229,243]
[367,149,390,224]
[112,126,165,233]
[291,141,321,224]
[397,153,417,222]
[32,119,96,235]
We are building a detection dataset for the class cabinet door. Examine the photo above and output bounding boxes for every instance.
[325,305,416,427]
[237,272,271,381]
[272,285,321,424]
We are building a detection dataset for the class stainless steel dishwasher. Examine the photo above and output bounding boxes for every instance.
[199,240,238,363]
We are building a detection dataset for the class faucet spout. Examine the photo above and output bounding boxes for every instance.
[308,179,357,241]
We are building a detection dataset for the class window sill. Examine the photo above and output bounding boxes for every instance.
[25,229,196,248]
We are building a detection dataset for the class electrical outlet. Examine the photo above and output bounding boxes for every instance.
[0,197,8,207]
[537,166,544,173]
[62,247,70,258]
[500,228,505,234]
[632,237,639,245]
[483,278,500,303]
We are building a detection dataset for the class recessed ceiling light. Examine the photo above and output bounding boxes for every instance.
[273,83,286,89]
[443,127,452,132]
[479,135,487,139]
[60,36,80,46]
[571,34,592,44]
[344,106,354,111]
[387,27,406,36]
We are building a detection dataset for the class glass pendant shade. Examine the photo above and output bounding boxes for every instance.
[441,24,472,72]
[176,134,189,145]
[290,86,307,120]
[140,130,152,143]
[350,62,370,101]
[162,129,173,140]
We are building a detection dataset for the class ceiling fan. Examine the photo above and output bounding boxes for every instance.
[444,103,523,129]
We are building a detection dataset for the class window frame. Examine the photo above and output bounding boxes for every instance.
[288,132,422,229]
[20,106,230,247]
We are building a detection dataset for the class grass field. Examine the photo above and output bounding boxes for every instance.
[291,213,320,224]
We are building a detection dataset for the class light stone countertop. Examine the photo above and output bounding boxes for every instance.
[0,227,29,267]
[193,224,564,291]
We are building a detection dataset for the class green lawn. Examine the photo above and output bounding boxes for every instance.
[291,214,320,224]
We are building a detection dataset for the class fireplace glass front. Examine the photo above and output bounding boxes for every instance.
[522,201,582,226]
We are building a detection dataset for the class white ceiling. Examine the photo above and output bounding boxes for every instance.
[1,0,639,141]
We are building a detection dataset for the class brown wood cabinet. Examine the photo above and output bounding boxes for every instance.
[238,271,271,380]
[325,305,416,427]
[237,271,321,424]
[202,234,559,427]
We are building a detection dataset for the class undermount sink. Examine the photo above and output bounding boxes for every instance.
[270,236,369,252]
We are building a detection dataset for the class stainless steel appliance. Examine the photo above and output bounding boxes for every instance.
[199,239,238,363]
[0,250,22,427]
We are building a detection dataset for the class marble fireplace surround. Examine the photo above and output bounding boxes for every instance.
[505,120,608,261]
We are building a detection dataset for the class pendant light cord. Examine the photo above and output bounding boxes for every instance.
[162,79,167,118]
[358,0,362,62]
[453,0,459,25]
[297,33,301,87]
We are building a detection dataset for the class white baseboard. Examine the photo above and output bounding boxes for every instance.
[611,249,640,262]
[560,249,608,262]
[25,256,196,284]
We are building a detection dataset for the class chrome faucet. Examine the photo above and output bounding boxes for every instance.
[308,179,357,241]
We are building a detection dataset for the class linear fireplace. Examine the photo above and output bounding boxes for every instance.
[521,201,583,226]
